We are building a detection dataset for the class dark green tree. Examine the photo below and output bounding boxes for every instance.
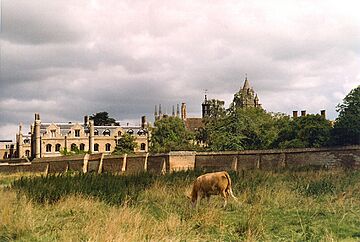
[90,112,117,126]
[113,133,138,155]
[205,107,278,151]
[150,116,196,153]
[274,114,332,148]
[332,85,360,145]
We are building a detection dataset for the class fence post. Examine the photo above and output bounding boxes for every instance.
[98,153,105,174]
[121,154,127,173]
[144,153,149,171]
[83,153,89,173]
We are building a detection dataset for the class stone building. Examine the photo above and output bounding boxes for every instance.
[16,113,149,159]
[0,140,16,159]
[232,76,262,109]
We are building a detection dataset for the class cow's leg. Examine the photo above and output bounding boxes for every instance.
[221,190,228,208]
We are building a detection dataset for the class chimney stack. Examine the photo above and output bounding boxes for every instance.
[181,103,187,120]
[301,110,306,117]
[320,110,326,119]
[141,116,147,129]
[84,115,89,126]
[292,111,298,118]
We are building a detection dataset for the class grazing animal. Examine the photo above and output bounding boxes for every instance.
[189,171,237,208]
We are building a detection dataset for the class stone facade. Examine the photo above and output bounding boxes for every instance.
[16,113,149,159]
[0,140,16,159]
[232,76,262,109]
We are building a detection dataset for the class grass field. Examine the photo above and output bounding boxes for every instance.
[1,169,360,241]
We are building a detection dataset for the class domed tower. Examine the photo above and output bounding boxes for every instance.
[232,76,262,109]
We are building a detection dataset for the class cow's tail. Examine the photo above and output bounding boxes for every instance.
[224,172,238,201]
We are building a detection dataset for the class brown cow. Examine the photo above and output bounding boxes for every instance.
[189,171,237,208]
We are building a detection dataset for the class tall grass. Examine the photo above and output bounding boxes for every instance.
[2,169,360,241]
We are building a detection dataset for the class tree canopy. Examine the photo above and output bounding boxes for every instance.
[150,116,195,153]
[90,112,118,126]
[113,133,138,155]
[332,85,360,145]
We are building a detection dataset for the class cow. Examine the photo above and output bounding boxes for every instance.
[188,171,238,208]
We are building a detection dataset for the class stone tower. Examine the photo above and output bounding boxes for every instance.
[232,76,262,109]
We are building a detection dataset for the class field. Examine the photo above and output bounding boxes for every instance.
[1,169,360,241]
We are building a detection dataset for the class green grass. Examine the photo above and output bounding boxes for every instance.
[1,169,360,241]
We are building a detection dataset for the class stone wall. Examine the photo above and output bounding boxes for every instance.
[0,145,359,174]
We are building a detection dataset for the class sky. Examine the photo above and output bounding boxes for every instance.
[0,0,359,141]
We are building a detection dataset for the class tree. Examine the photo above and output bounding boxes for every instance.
[150,116,195,153]
[204,107,278,151]
[273,114,332,148]
[90,112,117,126]
[332,85,360,145]
[113,133,138,155]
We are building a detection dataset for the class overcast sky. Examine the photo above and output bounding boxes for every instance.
[0,0,359,141]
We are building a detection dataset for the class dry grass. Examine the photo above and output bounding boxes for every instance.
[1,169,360,241]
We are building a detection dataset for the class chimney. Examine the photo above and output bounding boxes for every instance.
[176,104,180,117]
[159,104,162,116]
[181,103,187,120]
[141,116,147,129]
[301,110,306,116]
[35,113,40,121]
[172,105,175,116]
[292,111,298,118]
[320,110,326,119]
[84,115,89,126]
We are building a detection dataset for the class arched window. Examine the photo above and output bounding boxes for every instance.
[79,143,85,151]
[103,129,111,136]
[94,129,99,135]
[46,144,52,152]
[140,143,146,151]
[127,129,134,135]
[24,138,30,144]
[94,143,99,152]
[71,143,77,151]
[118,131,122,136]
[25,150,30,157]
[55,144,61,152]
[105,143,111,152]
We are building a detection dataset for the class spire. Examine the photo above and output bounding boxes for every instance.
[243,74,250,90]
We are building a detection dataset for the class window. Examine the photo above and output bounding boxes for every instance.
[105,143,111,152]
[140,143,146,151]
[71,143,77,151]
[25,150,30,157]
[80,143,85,151]
[51,130,56,137]
[46,144,52,152]
[55,144,61,152]
[94,143,99,152]
[127,129,134,135]
[118,131,122,136]
[24,138,30,144]
[75,130,80,137]
[103,129,111,136]
[94,129,99,135]
[137,129,146,135]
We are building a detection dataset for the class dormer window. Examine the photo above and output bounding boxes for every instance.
[127,129,134,135]
[118,131,122,136]
[103,129,111,136]
[94,129,99,135]
[51,130,56,138]
[75,129,80,137]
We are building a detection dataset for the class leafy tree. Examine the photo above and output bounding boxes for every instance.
[150,116,195,153]
[274,114,332,148]
[332,85,360,145]
[113,133,138,155]
[90,112,117,126]
[205,108,278,151]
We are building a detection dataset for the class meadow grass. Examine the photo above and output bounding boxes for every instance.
[0,169,360,241]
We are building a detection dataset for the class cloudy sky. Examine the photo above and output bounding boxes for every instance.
[0,0,359,140]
